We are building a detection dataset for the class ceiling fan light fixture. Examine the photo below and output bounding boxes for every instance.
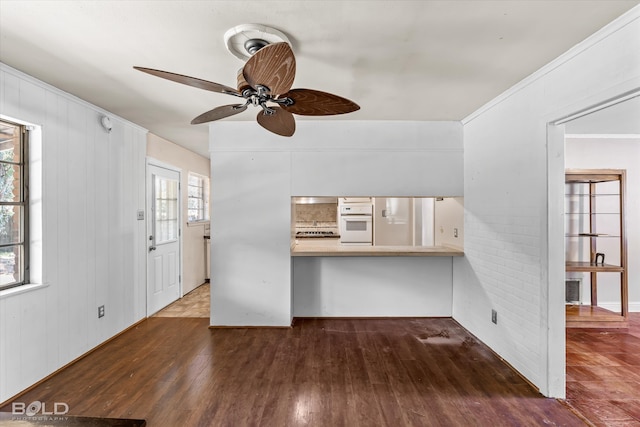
[224,23,291,61]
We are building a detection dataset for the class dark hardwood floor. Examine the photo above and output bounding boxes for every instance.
[1,317,587,426]
[566,313,640,426]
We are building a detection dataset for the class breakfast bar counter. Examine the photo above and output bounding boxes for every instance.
[291,238,464,257]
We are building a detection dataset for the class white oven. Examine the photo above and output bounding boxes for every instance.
[339,203,373,245]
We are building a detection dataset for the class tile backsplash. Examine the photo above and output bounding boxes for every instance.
[295,203,338,224]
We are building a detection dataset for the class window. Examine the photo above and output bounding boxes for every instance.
[187,172,209,222]
[0,120,28,290]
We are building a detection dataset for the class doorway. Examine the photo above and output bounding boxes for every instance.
[547,93,640,399]
[146,159,182,316]
[563,97,639,322]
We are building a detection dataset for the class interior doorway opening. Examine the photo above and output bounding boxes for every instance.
[548,92,640,400]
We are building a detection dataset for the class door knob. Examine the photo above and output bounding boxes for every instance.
[149,246,157,252]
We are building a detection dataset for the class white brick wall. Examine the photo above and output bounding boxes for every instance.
[461,212,543,383]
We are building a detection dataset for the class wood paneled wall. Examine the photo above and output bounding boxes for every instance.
[0,63,147,403]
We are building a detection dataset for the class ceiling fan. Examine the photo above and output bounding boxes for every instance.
[134,41,359,137]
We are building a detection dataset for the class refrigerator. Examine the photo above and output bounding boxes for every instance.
[373,197,435,246]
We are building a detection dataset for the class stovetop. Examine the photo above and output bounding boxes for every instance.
[295,230,340,238]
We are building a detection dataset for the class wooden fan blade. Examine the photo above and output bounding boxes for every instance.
[256,107,295,137]
[237,68,251,93]
[191,104,247,125]
[134,66,240,95]
[280,89,360,116]
[243,42,296,96]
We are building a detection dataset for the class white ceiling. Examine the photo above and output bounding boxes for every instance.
[0,1,638,157]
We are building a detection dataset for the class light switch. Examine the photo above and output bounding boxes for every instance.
[137,210,145,220]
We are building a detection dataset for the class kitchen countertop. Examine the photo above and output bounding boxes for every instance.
[291,238,464,257]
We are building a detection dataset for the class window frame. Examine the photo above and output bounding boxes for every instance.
[0,119,29,291]
[187,172,210,223]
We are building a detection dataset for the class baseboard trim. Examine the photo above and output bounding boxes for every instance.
[208,325,292,329]
[207,316,454,329]
[598,302,640,312]
[292,316,452,320]
[451,318,540,395]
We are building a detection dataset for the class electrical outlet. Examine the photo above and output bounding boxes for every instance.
[98,305,105,318]
[137,210,145,220]
[453,228,458,238]
[491,309,497,324]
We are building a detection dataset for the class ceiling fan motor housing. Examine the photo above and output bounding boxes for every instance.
[244,39,269,55]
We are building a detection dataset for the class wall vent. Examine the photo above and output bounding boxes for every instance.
[565,279,581,304]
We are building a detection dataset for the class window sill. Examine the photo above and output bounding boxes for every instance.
[0,283,49,300]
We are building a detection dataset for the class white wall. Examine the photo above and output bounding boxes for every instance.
[209,121,462,326]
[0,63,147,403]
[294,257,453,317]
[565,96,640,135]
[565,137,640,311]
[457,8,640,397]
[147,133,210,295]
[434,197,464,249]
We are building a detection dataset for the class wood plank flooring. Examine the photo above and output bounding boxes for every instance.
[0,317,586,426]
[566,313,640,426]
[566,305,628,329]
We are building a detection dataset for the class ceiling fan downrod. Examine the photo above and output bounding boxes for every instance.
[244,39,269,55]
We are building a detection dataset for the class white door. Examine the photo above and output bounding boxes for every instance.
[147,162,181,315]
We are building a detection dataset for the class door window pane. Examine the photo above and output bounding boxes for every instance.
[154,175,178,244]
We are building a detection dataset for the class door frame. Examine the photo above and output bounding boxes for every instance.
[146,157,183,316]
